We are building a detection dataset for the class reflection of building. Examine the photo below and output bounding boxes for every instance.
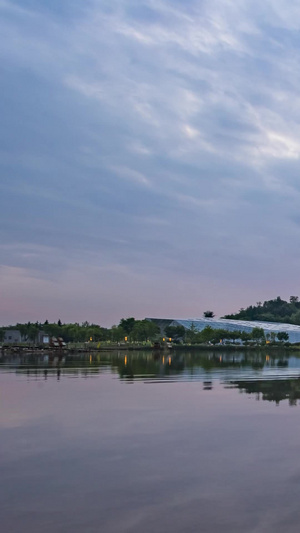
[146,317,300,343]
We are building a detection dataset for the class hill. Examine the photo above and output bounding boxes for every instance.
[223,296,300,325]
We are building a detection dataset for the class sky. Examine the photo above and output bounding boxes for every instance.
[1,0,300,327]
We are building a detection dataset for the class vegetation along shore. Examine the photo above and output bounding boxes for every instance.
[3,296,300,351]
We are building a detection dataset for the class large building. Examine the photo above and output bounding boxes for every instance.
[146,317,300,343]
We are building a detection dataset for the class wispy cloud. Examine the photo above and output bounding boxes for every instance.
[2,0,300,323]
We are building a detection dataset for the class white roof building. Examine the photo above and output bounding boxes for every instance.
[147,317,300,343]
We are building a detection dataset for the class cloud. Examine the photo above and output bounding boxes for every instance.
[109,166,152,187]
[1,0,300,323]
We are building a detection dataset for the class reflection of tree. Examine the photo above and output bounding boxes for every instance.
[2,351,300,408]
[119,354,185,379]
[0,350,276,379]
[231,379,300,405]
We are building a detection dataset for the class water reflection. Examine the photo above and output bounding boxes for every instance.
[2,349,300,404]
[231,379,300,406]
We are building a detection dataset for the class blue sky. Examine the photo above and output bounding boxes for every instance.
[1,0,300,326]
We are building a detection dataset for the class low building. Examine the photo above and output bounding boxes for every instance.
[3,330,23,343]
[3,329,50,345]
[36,331,50,344]
[146,317,300,343]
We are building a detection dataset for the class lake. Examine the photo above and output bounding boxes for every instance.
[1,349,300,532]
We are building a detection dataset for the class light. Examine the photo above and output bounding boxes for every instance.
[90,337,93,342]
[162,338,165,342]
[162,356,165,364]
[168,356,171,365]
[266,355,270,362]
[125,336,128,342]
[169,338,172,342]
[90,355,92,363]
[125,355,127,366]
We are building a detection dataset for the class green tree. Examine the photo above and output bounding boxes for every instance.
[290,296,299,304]
[198,326,214,343]
[111,325,126,342]
[251,327,265,342]
[165,325,185,342]
[16,322,40,342]
[43,322,62,339]
[186,323,197,344]
[277,331,289,342]
[119,318,135,335]
[131,320,159,342]
[203,311,215,318]
[223,296,299,324]
[240,331,251,342]
[291,310,300,325]
[27,324,40,342]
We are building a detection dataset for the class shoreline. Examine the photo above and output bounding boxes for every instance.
[1,343,300,356]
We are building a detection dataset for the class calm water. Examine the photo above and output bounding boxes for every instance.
[2,349,300,532]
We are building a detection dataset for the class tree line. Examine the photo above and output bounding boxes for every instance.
[0,317,290,345]
[164,324,289,344]
[0,318,160,344]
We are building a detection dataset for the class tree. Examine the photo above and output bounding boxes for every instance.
[251,327,265,342]
[111,326,125,342]
[199,326,214,343]
[203,311,215,318]
[224,297,296,323]
[27,324,40,342]
[131,320,160,342]
[16,322,41,342]
[277,331,289,343]
[119,318,135,335]
[43,322,62,339]
[185,323,197,344]
[240,331,251,342]
[165,325,185,342]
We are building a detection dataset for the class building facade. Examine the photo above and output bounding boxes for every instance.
[3,330,23,343]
